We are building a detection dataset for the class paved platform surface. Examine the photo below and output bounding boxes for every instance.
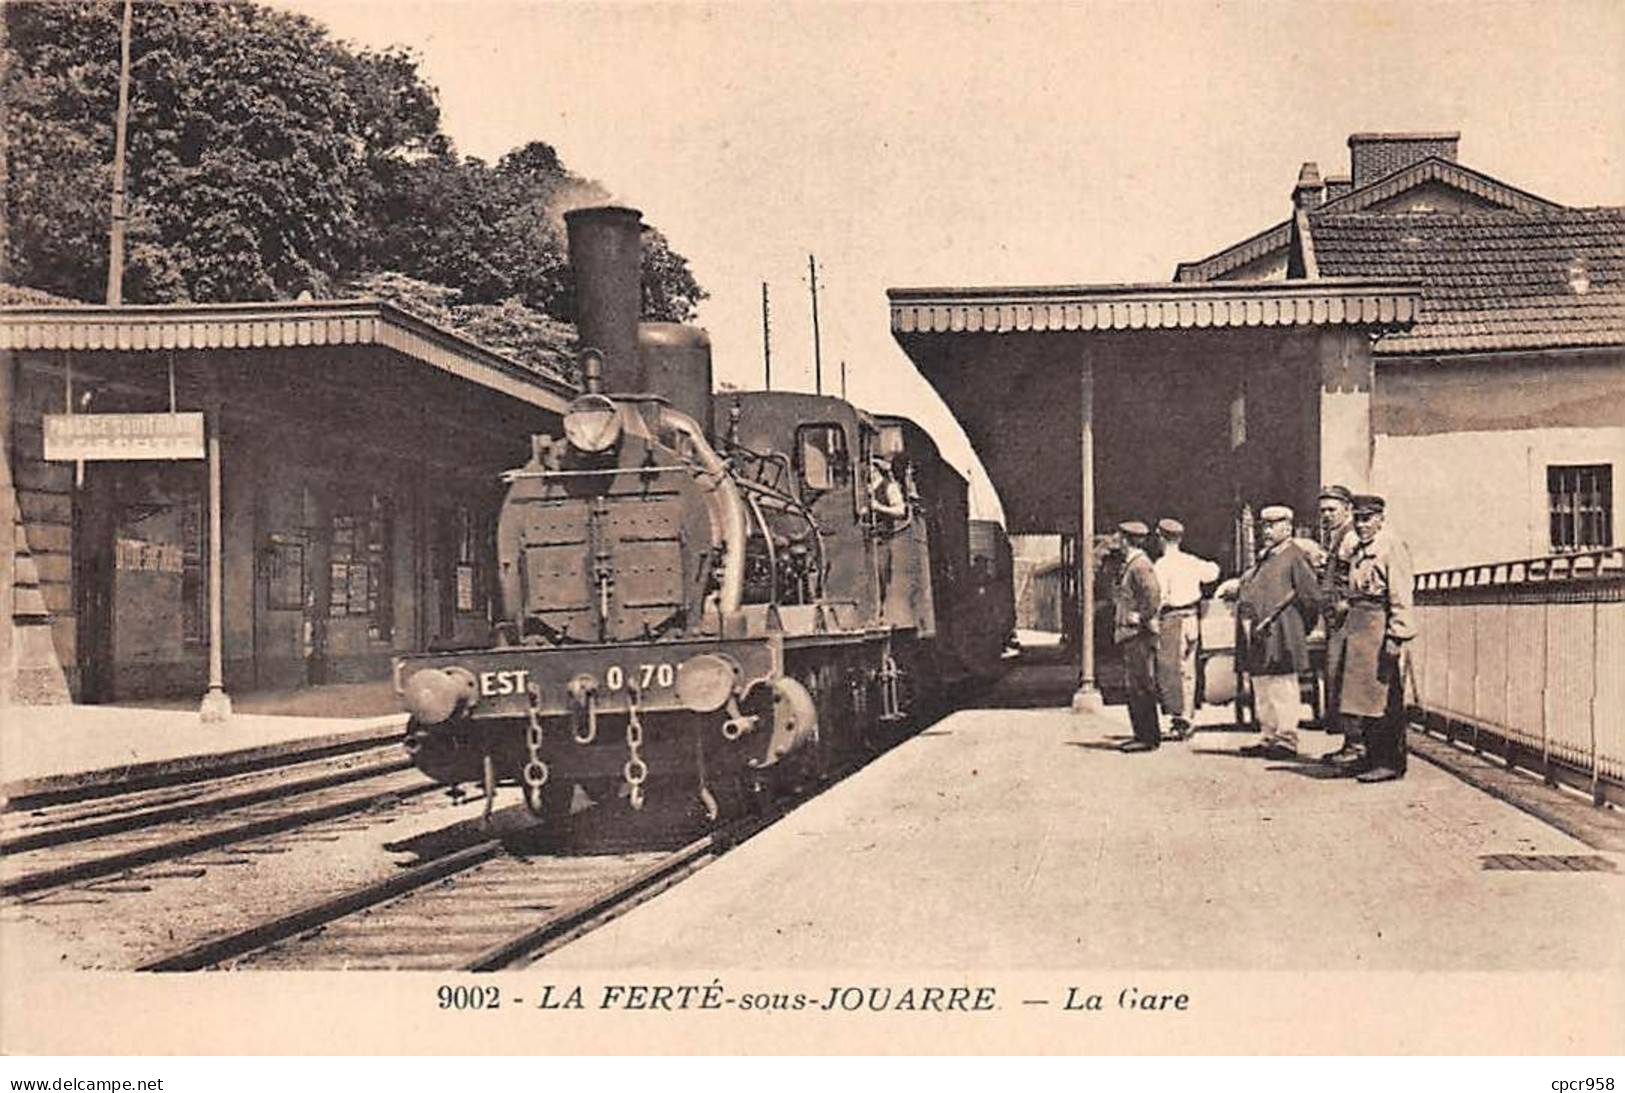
[549,703,1625,973]
[0,682,406,804]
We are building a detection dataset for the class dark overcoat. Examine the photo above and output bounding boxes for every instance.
[1113,548,1160,699]
[1112,549,1160,645]
[1236,539,1320,675]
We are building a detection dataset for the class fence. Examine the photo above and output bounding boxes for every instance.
[1410,547,1624,807]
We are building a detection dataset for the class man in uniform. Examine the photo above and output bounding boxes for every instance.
[1112,520,1163,752]
[1335,494,1416,783]
[1236,505,1321,759]
[1152,517,1219,741]
[1316,484,1364,767]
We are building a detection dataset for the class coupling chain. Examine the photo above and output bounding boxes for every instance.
[624,684,648,811]
[521,682,550,816]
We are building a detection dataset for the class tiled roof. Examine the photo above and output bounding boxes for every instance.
[1174,156,1563,283]
[1174,221,1291,283]
[1320,157,1560,215]
[1308,208,1625,354]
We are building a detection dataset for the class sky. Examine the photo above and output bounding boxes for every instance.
[280,0,1625,520]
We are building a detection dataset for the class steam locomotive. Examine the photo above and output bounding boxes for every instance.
[393,206,1012,841]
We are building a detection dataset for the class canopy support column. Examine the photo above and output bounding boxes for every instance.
[1072,355,1102,713]
[199,391,232,722]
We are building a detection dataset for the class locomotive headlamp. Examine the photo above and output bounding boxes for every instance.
[403,667,478,725]
[676,653,739,713]
[563,394,622,453]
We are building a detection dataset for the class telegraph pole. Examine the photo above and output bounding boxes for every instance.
[761,281,771,390]
[808,254,822,395]
[840,360,847,400]
[105,0,134,305]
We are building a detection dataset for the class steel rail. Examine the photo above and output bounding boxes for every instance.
[1,774,437,898]
[138,793,795,973]
[461,833,716,971]
[470,795,804,972]
[2,729,405,813]
[138,838,506,972]
[1,756,413,855]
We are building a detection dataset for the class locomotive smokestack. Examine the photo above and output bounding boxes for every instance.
[566,205,644,393]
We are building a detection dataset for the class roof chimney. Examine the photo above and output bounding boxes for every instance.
[1348,131,1460,189]
[1292,162,1325,211]
[1323,174,1353,203]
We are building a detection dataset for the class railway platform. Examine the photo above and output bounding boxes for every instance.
[0,682,405,808]
[545,693,1625,976]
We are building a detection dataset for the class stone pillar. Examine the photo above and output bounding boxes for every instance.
[1318,330,1374,493]
[199,394,232,722]
[5,356,70,705]
[1072,355,1102,713]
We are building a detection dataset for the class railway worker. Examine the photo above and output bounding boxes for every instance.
[868,456,908,607]
[868,456,908,522]
[1335,494,1416,783]
[1152,517,1219,741]
[1112,520,1164,753]
[1316,484,1365,768]
[1235,505,1321,760]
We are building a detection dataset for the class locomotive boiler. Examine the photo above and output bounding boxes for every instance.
[393,206,1011,841]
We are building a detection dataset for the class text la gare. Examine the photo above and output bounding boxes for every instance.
[1064,987,1190,1011]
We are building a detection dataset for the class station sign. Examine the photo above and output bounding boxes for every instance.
[43,412,205,461]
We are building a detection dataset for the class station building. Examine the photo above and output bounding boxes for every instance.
[1,296,571,709]
[1175,131,1624,571]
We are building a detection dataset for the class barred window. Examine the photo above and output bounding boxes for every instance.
[1548,464,1613,552]
[329,494,393,640]
[452,505,490,615]
[180,498,206,645]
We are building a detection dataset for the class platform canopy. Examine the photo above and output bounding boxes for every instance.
[891,277,1418,538]
[889,276,1420,699]
[0,298,575,415]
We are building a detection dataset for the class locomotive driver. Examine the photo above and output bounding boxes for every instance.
[868,456,908,608]
[868,456,908,522]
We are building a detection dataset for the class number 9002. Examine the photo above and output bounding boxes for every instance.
[437,984,502,1010]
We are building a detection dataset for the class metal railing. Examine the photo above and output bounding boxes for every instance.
[1410,547,1624,807]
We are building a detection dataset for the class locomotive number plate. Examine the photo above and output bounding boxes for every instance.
[602,661,677,693]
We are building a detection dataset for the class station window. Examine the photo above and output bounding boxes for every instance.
[180,499,206,645]
[116,493,206,646]
[329,494,393,640]
[451,505,489,615]
[1548,464,1613,552]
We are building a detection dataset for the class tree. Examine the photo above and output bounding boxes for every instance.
[3,0,706,326]
[640,227,707,323]
[363,152,518,302]
[4,0,367,302]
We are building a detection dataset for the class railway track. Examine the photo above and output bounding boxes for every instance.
[0,756,437,898]
[141,830,719,971]
[1,744,414,853]
[126,716,920,971]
